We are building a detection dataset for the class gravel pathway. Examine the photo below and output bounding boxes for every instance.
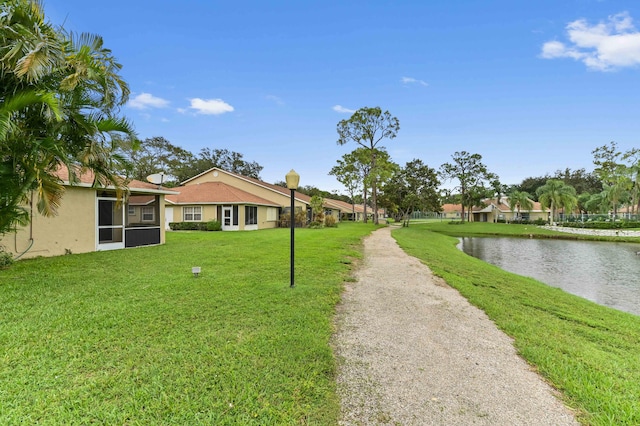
[332,226,579,425]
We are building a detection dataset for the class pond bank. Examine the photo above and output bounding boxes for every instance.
[542,225,640,237]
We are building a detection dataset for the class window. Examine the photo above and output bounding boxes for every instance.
[128,206,135,215]
[183,206,202,221]
[142,206,155,221]
[245,206,257,225]
[266,207,278,221]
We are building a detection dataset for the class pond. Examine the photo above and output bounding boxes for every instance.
[457,237,640,316]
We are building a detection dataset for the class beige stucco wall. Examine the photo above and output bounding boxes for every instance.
[170,204,278,230]
[2,190,168,259]
[325,208,340,219]
[158,196,166,244]
[257,206,278,229]
[3,187,95,259]
[172,204,218,222]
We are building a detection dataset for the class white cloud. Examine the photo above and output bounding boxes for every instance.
[189,98,234,115]
[332,105,355,113]
[128,93,170,109]
[266,95,284,105]
[401,76,428,87]
[541,11,640,71]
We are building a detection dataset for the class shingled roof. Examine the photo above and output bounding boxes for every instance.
[182,167,312,204]
[53,165,177,195]
[166,181,279,206]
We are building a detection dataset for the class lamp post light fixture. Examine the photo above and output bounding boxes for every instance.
[285,169,300,288]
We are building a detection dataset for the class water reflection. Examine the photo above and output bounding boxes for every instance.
[458,237,640,316]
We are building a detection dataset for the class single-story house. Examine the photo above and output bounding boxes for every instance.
[471,197,547,223]
[3,166,177,259]
[168,167,313,230]
[440,203,465,220]
[165,181,281,231]
[323,198,361,221]
[166,167,382,229]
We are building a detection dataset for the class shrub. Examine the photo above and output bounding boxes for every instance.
[308,221,324,229]
[279,211,308,228]
[510,219,536,225]
[534,218,547,226]
[206,220,222,231]
[0,246,14,269]
[169,222,215,231]
[296,210,307,227]
[325,215,338,227]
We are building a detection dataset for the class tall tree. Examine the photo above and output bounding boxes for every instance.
[119,136,194,184]
[379,159,439,227]
[622,148,640,215]
[585,192,608,214]
[193,148,263,180]
[439,151,497,222]
[0,0,134,235]
[602,176,631,218]
[536,179,577,224]
[592,142,622,185]
[336,106,399,224]
[329,152,363,218]
[331,147,376,222]
[577,192,592,215]
[119,140,264,184]
[592,142,632,216]
[516,175,549,201]
[553,168,602,196]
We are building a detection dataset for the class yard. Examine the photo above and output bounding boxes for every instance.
[4,221,640,425]
[0,224,378,425]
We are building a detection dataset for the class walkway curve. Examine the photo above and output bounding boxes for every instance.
[332,226,579,425]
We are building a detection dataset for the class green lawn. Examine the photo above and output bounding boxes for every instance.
[4,220,640,425]
[393,222,640,425]
[0,223,379,425]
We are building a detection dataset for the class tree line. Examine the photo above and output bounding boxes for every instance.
[330,107,498,225]
[117,136,263,185]
[330,108,640,225]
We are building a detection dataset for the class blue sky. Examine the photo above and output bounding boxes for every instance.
[46,0,640,193]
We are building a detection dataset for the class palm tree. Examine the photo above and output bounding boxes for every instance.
[602,173,631,219]
[536,179,577,224]
[622,149,640,216]
[0,0,134,235]
[585,192,608,214]
[508,190,534,221]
